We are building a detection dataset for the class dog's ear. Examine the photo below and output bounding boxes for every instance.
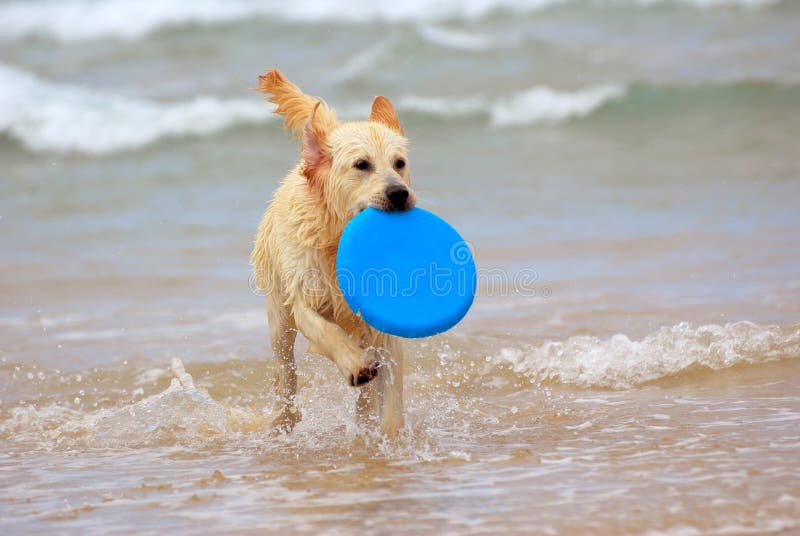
[301,102,332,188]
[258,68,337,138]
[370,96,404,136]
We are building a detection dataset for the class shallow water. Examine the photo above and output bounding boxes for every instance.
[2,0,800,534]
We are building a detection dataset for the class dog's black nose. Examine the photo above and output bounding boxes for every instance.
[386,185,409,209]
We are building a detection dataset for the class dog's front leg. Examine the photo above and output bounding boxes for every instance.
[355,335,404,437]
[268,298,299,434]
[292,303,381,386]
[379,337,404,437]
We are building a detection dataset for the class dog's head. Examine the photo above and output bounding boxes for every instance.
[301,97,416,220]
[257,69,416,221]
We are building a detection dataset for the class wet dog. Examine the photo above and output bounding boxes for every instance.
[251,70,415,437]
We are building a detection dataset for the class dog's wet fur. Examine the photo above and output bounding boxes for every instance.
[251,69,415,437]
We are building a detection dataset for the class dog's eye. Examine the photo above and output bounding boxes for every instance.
[395,159,406,170]
[354,159,371,171]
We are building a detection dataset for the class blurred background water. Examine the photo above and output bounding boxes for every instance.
[1,1,800,533]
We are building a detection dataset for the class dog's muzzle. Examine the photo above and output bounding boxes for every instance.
[385,185,410,211]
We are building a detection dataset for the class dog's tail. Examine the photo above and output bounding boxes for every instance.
[257,69,336,137]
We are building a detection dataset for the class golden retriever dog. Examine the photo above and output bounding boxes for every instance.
[251,69,416,437]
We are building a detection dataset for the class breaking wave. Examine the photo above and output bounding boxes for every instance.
[0,358,264,449]
[397,84,627,126]
[0,0,784,43]
[489,85,627,126]
[1,321,798,450]
[0,63,271,155]
[4,62,798,155]
[491,321,800,389]
[0,63,626,155]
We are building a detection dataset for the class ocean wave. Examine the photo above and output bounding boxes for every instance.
[0,62,625,154]
[0,357,251,449]
[396,79,800,125]
[489,84,627,126]
[2,322,798,449]
[492,321,800,389]
[0,0,784,43]
[397,95,490,118]
[0,63,271,155]
[397,84,627,125]
[4,64,795,155]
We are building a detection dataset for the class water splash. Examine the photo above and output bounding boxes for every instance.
[491,321,800,389]
[1,357,267,449]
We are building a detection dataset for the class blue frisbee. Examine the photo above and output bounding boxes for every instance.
[336,207,476,338]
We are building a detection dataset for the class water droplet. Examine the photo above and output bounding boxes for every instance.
[73,397,81,405]
[511,406,519,414]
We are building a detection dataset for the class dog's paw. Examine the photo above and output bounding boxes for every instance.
[350,354,381,387]
[269,406,301,436]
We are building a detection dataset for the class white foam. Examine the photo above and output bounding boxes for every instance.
[489,84,626,126]
[0,0,781,43]
[397,84,625,125]
[0,0,270,42]
[0,63,271,155]
[0,0,552,42]
[90,359,232,447]
[0,62,624,154]
[397,94,489,118]
[1,357,248,448]
[492,322,800,389]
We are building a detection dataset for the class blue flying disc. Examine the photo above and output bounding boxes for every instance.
[336,207,476,338]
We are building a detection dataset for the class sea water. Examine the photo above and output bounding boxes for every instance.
[1,0,800,533]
